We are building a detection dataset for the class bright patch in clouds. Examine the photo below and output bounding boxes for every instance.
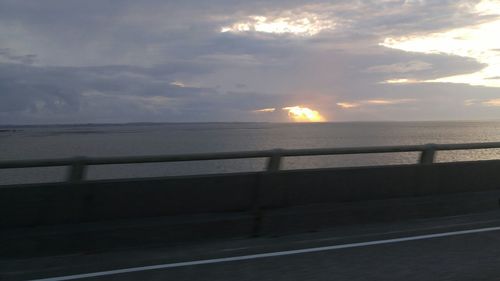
[366,99,415,105]
[475,0,500,15]
[253,107,276,113]
[382,78,419,84]
[483,99,500,106]
[464,98,500,107]
[337,99,416,109]
[282,106,325,122]
[170,81,186,87]
[221,13,335,36]
[380,0,500,87]
[336,102,359,109]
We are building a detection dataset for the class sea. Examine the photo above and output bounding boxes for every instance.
[2,121,500,185]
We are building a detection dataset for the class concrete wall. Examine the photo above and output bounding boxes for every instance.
[2,160,500,229]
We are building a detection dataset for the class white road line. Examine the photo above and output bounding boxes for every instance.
[30,226,500,281]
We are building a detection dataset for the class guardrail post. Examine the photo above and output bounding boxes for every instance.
[252,150,283,237]
[67,157,87,182]
[419,144,436,164]
[266,149,282,172]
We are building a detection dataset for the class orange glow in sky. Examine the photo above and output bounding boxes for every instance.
[282,106,325,122]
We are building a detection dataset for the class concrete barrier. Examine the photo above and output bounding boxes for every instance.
[0,172,259,228]
[2,159,500,257]
[2,159,500,229]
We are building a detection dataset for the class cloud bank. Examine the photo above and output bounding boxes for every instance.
[1,0,499,124]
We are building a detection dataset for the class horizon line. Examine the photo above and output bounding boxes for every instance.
[2,119,500,127]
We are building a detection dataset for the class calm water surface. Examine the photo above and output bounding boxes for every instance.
[1,122,500,184]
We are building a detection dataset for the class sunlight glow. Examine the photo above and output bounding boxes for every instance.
[336,102,360,109]
[282,106,326,122]
[253,108,276,113]
[381,78,419,84]
[221,13,334,36]
[336,99,416,109]
[380,0,500,87]
[475,0,500,15]
[366,99,415,105]
[483,99,500,106]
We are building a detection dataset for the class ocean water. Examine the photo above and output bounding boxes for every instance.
[2,121,500,185]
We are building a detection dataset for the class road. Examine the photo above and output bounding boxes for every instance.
[3,211,500,281]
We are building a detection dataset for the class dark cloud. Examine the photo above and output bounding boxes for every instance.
[0,61,286,123]
[0,48,37,64]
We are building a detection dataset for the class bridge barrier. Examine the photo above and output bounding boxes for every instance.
[1,142,500,183]
[2,142,500,228]
[2,141,500,255]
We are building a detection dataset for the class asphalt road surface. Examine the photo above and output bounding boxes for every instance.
[3,211,500,281]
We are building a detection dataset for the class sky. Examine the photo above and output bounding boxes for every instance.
[1,0,500,124]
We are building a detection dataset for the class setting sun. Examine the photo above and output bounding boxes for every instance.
[282,106,325,122]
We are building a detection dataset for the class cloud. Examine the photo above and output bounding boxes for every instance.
[465,98,500,107]
[197,53,262,66]
[365,99,416,105]
[221,12,335,36]
[0,62,222,123]
[2,0,500,123]
[336,102,360,109]
[475,0,500,15]
[381,78,420,84]
[0,48,37,65]
[253,108,276,113]
[364,60,432,73]
[483,99,500,106]
[379,0,500,87]
[336,98,416,109]
[170,81,186,87]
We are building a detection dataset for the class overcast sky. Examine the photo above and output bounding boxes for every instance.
[1,0,500,124]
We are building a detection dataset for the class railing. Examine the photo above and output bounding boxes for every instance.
[1,142,500,183]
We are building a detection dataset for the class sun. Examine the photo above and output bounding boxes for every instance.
[282,106,326,122]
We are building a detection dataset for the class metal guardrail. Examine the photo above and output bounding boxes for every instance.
[1,142,500,182]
